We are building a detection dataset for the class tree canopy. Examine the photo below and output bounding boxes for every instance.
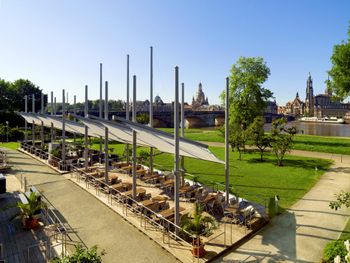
[328,23,350,99]
[0,78,45,112]
[224,56,272,129]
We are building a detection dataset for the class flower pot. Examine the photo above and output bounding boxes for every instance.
[23,218,39,229]
[192,239,205,258]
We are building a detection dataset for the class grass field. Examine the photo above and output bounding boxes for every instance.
[90,141,332,212]
[0,142,19,150]
[160,128,350,155]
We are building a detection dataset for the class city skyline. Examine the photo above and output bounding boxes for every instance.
[1,1,350,105]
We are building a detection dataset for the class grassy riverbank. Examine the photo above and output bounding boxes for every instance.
[160,128,350,155]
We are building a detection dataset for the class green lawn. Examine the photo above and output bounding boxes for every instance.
[160,128,350,155]
[90,142,332,212]
[0,142,19,150]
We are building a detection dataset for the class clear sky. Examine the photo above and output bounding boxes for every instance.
[0,0,349,105]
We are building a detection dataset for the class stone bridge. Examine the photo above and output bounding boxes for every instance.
[82,110,289,128]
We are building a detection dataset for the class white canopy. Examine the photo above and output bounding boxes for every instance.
[18,112,224,164]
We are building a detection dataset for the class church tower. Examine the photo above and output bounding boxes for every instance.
[305,73,314,116]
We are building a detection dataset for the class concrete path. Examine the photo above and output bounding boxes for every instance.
[2,148,178,263]
[199,143,350,262]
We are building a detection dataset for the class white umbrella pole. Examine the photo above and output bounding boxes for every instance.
[24,95,28,141]
[181,82,185,186]
[84,85,89,172]
[62,89,66,170]
[149,46,154,174]
[225,77,230,204]
[174,66,180,230]
[104,81,109,184]
[126,55,130,164]
[32,94,35,145]
[99,63,103,157]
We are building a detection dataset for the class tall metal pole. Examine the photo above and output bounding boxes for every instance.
[99,63,103,156]
[40,92,44,149]
[84,85,89,172]
[62,90,66,170]
[104,81,109,184]
[225,77,230,204]
[50,92,54,143]
[126,55,130,164]
[32,94,35,146]
[24,95,28,141]
[174,66,180,229]
[181,82,185,186]
[54,97,57,141]
[149,46,154,174]
[73,95,77,143]
[132,75,137,199]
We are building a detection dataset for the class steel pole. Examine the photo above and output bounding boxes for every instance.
[174,66,180,229]
[54,97,57,140]
[225,77,230,204]
[181,83,185,186]
[104,81,109,184]
[62,90,66,170]
[84,85,89,172]
[40,92,44,148]
[126,55,130,164]
[50,92,54,143]
[99,63,103,156]
[149,46,154,174]
[24,95,28,141]
[132,75,137,199]
[73,95,76,142]
[32,94,35,145]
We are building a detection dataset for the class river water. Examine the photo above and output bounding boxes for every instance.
[264,121,350,137]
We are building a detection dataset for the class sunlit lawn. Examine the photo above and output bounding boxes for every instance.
[0,142,19,150]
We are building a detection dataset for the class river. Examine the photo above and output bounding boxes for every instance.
[264,121,350,137]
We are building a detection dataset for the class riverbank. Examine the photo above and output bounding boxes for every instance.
[160,128,350,155]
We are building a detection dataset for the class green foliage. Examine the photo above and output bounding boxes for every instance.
[136,113,150,124]
[228,123,247,160]
[222,56,272,129]
[330,191,350,210]
[323,240,347,262]
[221,57,272,156]
[4,192,46,221]
[180,202,217,239]
[51,244,105,263]
[328,23,350,99]
[247,116,271,161]
[270,118,297,166]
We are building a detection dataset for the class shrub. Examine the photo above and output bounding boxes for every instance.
[323,240,347,262]
[51,244,105,263]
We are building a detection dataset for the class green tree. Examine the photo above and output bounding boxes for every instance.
[328,23,350,99]
[221,57,272,157]
[270,118,297,166]
[247,116,271,161]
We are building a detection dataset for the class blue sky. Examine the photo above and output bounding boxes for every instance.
[0,0,349,105]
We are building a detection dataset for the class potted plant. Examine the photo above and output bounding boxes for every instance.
[49,148,61,167]
[8,192,46,229]
[180,202,218,258]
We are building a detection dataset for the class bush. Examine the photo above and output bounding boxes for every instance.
[51,244,105,263]
[323,240,347,262]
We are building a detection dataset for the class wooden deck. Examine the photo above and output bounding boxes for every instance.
[0,192,61,263]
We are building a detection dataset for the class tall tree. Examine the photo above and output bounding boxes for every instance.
[221,57,272,157]
[328,23,350,99]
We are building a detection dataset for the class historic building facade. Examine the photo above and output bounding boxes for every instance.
[280,74,350,117]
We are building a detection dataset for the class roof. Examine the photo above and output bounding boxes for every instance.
[18,112,224,164]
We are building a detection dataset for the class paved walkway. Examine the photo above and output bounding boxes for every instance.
[2,148,178,263]
[199,143,350,262]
